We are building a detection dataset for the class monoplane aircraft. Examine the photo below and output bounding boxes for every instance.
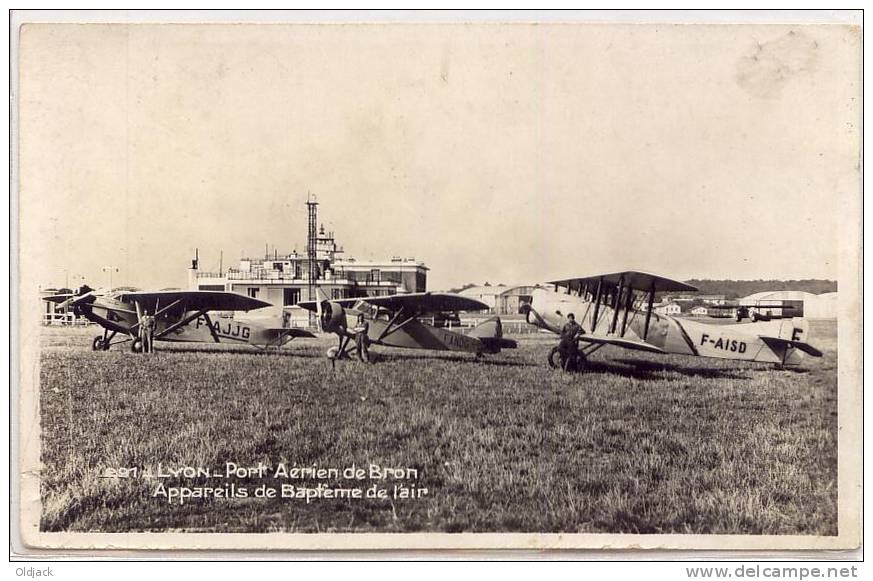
[522,271,822,370]
[297,290,517,361]
[44,286,314,352]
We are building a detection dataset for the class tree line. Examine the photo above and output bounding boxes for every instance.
[683,279,837,299]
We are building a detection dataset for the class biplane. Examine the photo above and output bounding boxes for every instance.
[706,302,798,322]
[297,290,517,361]
[44,286,315,352]
[522,271,823,370]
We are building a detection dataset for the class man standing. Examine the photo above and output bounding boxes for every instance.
[558,313,583,370]
[139,314,156,354]
[352,313,371,364]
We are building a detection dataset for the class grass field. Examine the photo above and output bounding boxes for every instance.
[38,320,838,534]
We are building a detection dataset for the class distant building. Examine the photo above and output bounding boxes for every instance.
[39,287,90,326]
[189,201,428,320]
[654,302,681,316]
[191,253,427,310]
[690,306,709,317]
[459,285,541,315]
[696,294,727,305]
[708,306,736,318]
[662,293,697,303]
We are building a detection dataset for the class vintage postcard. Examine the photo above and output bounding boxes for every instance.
[12,11,862,554]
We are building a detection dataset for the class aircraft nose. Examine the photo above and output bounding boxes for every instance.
[521,304,541,326]
[518,304,535,324]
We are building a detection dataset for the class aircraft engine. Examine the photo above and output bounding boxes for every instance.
[320,301,347,333]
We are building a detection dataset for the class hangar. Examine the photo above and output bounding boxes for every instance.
[739,290,837,319]
[459,285,541,315]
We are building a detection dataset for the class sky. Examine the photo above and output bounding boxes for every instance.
[19,23,860,292]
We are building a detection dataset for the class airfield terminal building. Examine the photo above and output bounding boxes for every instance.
[187,199,428,315]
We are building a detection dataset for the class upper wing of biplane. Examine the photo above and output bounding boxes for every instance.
[543,271,697,344]
[117,290,272,312]
[297,292,489,314]
[548,271,699,293]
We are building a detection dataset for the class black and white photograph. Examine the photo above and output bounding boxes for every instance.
[12,10,862,553]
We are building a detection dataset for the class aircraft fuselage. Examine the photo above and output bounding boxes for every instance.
[341,311,486,353]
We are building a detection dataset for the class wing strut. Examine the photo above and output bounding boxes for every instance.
[203,313,221,343]
[620,286,634,337]
[580,291,594,331]
[129,299,183,334]
[375,308,419,342]
[591,277,603,333]
[643,282,655,340]
[375,307,406,342]
[609,275,624,334]
[155,306,208,339]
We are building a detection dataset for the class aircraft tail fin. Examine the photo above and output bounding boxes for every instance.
[758,318,823,360]
[468,316,517,352]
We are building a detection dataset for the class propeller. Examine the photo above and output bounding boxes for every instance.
[314,286,331,333]
[56,284,97,311]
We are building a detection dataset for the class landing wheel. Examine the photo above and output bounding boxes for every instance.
[547,346,561,369]
[548,346,587,373]
[92,336,104,351]
[131,337,144,353]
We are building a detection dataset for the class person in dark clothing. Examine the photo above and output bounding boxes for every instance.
[352,313,371,363]
[139,314,156,354]
[558,313,583,370]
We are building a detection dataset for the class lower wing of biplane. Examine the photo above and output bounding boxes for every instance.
[524,271,822,368]
[297,291,517,361]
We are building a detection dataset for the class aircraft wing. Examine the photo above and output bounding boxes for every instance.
[297,292,488,314]
[549,271,698,293]
[578,334,667,354]
[117,290,272,312]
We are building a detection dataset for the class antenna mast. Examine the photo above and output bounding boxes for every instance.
[306,194,319,302]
